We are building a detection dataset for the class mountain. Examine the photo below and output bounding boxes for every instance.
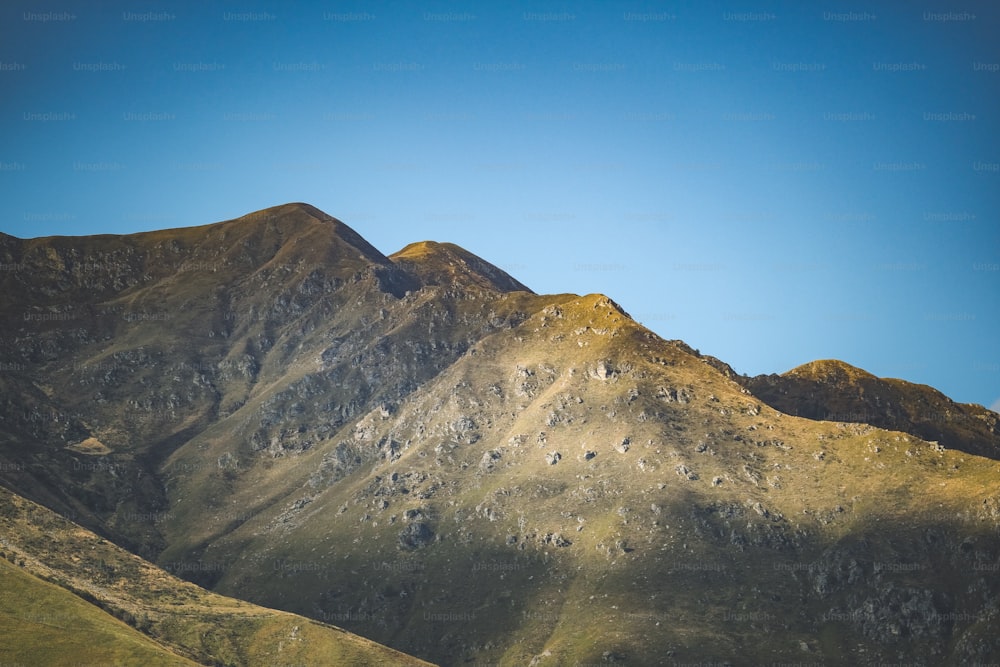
[1,203,999,666]
[741,359,1000,460]
[0,485,433,666]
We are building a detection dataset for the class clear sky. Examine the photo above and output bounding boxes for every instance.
[1,0,998,410]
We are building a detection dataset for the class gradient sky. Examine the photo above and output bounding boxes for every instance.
[1,0,998,409]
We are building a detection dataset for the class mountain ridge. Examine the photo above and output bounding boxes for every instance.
[742,358,1000,460]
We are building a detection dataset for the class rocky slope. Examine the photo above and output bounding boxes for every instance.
[1,203,999,666]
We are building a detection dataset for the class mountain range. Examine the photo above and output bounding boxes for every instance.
[1,203,998,666]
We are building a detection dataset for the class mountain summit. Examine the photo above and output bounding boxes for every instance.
[2,204,999,666]
[391,240,532,293]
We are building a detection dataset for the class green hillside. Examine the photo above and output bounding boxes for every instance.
[0,485,434,666]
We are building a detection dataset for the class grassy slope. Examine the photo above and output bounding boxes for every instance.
[0,558,198,666]
[0,485,435,666]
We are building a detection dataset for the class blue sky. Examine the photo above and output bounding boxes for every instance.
[1,0,998,410]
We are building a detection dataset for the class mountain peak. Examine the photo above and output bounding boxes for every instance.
[390,240,532,293]
[782,359,876,383]
[223,203,392,268]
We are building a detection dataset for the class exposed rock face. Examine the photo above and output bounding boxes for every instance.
[399,521,435,550]
[1,203,999,666]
